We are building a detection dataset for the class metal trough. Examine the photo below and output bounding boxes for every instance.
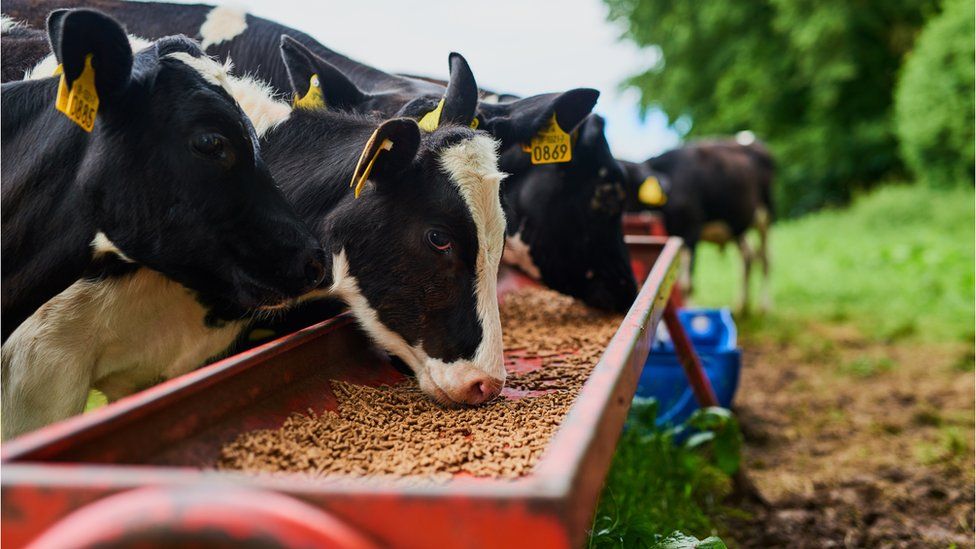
[2,237,686,548]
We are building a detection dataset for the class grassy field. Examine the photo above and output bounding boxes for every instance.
[589,183,974,545]
[695,183,974,343]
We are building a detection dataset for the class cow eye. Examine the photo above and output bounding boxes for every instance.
[190,133,232,165]
[425,230,453,253]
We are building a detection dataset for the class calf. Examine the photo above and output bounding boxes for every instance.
[4,0,638,313]
[3,29,506,437]
[621,138,775,313]
[1,9,324,341]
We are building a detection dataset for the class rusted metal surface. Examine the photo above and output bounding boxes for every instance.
[2,237,683,548]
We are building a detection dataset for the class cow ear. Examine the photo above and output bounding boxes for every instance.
[48,9,133,103]
[280,34,367,111]
[479,88,599,149]
[439,52,478,126]
[350,118,421,198]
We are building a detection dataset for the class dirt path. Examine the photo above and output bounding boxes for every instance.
[728,323,974,547]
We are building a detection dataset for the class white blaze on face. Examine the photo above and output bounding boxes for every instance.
[199,5,248,50]
[432,134,508,400]
[326,134,507,406]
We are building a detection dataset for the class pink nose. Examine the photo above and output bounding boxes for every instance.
[461,376,504,405]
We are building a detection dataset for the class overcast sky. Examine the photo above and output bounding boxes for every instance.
[169,0,679,160]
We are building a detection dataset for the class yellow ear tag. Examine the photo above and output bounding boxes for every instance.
[638,176,667,206]
[293,74,326,110]
[521,113,572,164]
[350,128,394,199]
[54,64,69,112]
[55,54,99,132]
[470,116,479,130]
[417,98,444,132]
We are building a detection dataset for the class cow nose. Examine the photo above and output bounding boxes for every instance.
[462,376,504,406]
[303,248,327,289]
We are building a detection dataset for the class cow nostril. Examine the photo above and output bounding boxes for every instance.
[465,377,503,405]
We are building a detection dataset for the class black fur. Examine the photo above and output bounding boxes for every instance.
[621,140,776,284]
[1,9,324,340]
[4,0,637,312]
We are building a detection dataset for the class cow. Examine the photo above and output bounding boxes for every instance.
[2,24,507,438]
[620,137,775,314]
[3,0,639,313]
[1,8,325,343]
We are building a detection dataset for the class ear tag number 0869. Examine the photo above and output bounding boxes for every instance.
[55,54,99,132]
[522,114,572,165]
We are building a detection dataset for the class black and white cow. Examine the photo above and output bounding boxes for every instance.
[4,0,639,313]
[2,24,507,437]
[621,137,775,313]
[1,9,324,342]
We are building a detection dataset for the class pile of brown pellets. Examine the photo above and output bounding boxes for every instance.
[217,287,623,480]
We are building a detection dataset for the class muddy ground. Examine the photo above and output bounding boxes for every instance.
[727,323,974,548]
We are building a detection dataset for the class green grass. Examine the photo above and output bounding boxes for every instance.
[592,184,973,544]
[693,183,975,342]
[589,403,740,547]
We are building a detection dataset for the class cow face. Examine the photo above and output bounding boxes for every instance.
[44,10,325,316]
[499,114,638,313]
[279,43,506,407]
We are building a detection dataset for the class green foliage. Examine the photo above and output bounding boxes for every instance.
[894,0,975,186]
[588,399,738,547]
[692,184,975,342]
[605,0,937,216]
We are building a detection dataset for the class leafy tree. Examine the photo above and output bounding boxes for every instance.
[606,0,937,216]
[894,0,975,186]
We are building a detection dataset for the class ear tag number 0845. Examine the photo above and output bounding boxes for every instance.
[522,114,572,165]
[55,54,99,132]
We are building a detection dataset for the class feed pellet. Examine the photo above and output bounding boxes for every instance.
[217,287,623,480]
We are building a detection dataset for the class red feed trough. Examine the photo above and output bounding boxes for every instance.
[1,237,694,548]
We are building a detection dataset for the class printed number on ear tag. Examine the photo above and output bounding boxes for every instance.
[638,176,667,206]
[55,54,99,132]
[521,114,572,164]
[293,74,326,110]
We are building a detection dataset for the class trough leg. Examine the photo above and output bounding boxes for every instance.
[663,298,718,407]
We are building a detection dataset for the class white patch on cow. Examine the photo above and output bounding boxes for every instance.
[502,231,542,280]
[91,231,133,263]
[224,74,291,137]
[1,270,244,439]
[25,35,151,81]
[735,130,756,146]
[436,135,508,386]
[165,51,235,96]
[1,15,23,33]
[481,93,501,104]
[199,5,248,50]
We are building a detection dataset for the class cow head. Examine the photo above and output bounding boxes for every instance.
[276,39,506,406]
[40,9,325,316]
[488,97,638,313]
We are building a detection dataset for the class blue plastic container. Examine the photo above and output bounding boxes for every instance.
[652,308,737,354]
[638,308,741,429]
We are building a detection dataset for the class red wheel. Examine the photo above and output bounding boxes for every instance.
[26,486,377,548]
